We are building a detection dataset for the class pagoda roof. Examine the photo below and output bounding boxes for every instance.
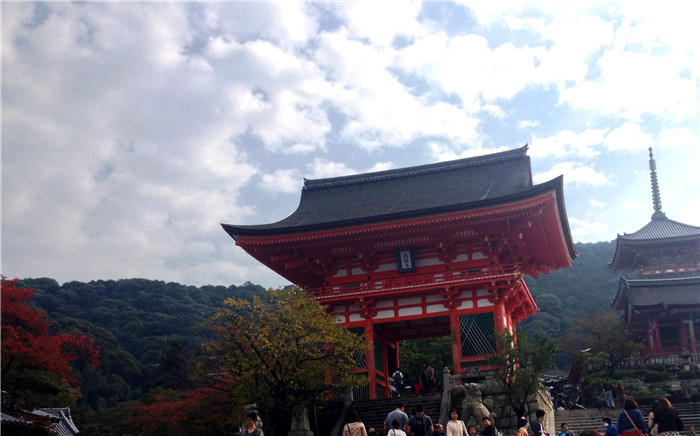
[610,217,700,271]
[611,276,700,311]
[224,146,539,237]
[617,217,700,241]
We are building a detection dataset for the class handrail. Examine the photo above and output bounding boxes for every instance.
[308,262,521,300]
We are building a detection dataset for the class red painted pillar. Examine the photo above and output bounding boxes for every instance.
[493,301,507,333]
[654,320,662,354]
[382,338,390,398]
[365,319,377,399]
[449,307,462,376]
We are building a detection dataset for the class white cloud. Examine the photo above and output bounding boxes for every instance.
[428,143,509,163]
[589,199,604,208]
[518,120,539,129]
[623,200,647,211]
[531,129,606,158]
[603,122,654,152]
[306,158,358,180]
[534,162,610,186]
[260,169,303,194]
[568,217,608,243]
[558,9,697,122]
[339,0,424,47]
[367,162,394,173]
[658,127,698,150]
[315,29,481,150]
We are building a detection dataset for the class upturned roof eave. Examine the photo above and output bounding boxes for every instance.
[223,176,565,239]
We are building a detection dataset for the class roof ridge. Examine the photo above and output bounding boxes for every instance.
[302,145,528,191]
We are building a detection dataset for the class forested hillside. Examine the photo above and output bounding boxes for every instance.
[521,241,619,338]
[20,240,619,410]
[21,278,265,409]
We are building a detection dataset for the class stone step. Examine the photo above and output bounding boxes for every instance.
[554,403,700,435]
[352,393,442,434]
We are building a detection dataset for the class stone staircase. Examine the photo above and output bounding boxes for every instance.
[352,393,442,435]
[554,403,700,434]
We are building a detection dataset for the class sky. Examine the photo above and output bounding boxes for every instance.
[2,1,699,289]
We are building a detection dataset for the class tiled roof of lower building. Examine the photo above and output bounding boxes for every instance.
[612,276,700,310]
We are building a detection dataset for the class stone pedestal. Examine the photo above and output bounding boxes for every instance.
[288,404,313,436]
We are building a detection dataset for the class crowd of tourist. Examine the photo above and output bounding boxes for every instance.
[339,396,691,436]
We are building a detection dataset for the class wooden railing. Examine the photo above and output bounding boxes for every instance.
[308,262,520,300]
[619,352,700,367]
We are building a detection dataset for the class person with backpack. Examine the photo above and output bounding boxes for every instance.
[406,404,433,436]
[393,368,405,397]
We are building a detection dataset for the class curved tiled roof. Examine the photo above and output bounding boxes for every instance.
[612,276,700,310]
[610,216,700,271]
[617,217,700,240]
[223,146,534,236]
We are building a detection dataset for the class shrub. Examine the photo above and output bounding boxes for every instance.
[643,370,670,383]
[648,363,666,372]
[631,389,667,398]
[613,369,637,380]
[677,370,696,380]
[691,392,700,402]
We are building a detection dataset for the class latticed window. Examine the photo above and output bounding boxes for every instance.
[459,312,496,357]
[349,327,366,367]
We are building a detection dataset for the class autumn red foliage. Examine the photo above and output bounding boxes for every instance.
[1,277,100,388]
[127,375,243,436]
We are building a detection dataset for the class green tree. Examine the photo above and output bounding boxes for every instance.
[564,313,644,377]
[489,330,559,419]
[201,287,365,436]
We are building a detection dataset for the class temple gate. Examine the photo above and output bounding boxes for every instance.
[223,146,576,399]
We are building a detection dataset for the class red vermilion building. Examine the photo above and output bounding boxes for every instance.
[611,148,700,362]
[222,146,576,399]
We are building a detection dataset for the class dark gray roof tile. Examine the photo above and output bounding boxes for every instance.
[224,146,535,236]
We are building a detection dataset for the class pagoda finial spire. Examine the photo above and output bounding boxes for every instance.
[648,147,666,220]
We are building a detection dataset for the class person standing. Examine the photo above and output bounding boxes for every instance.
[384,403,410,434]
[516,417,530,436]
[419,363,428,395]
[393,368,405,397]
[617,399,648,436]
[603,417,619,436]
[445,409,468,436]
[406,404,433,436]
[424,363,435,395]
[481,417,499,436]
[243,413,264,436]
[389,419,408,436]
[602,378,616,409]
[652,397,683,436]
[343,409,368,436]
[616,383,626,406]
[531,410,549,436]
[648,401,660,436]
